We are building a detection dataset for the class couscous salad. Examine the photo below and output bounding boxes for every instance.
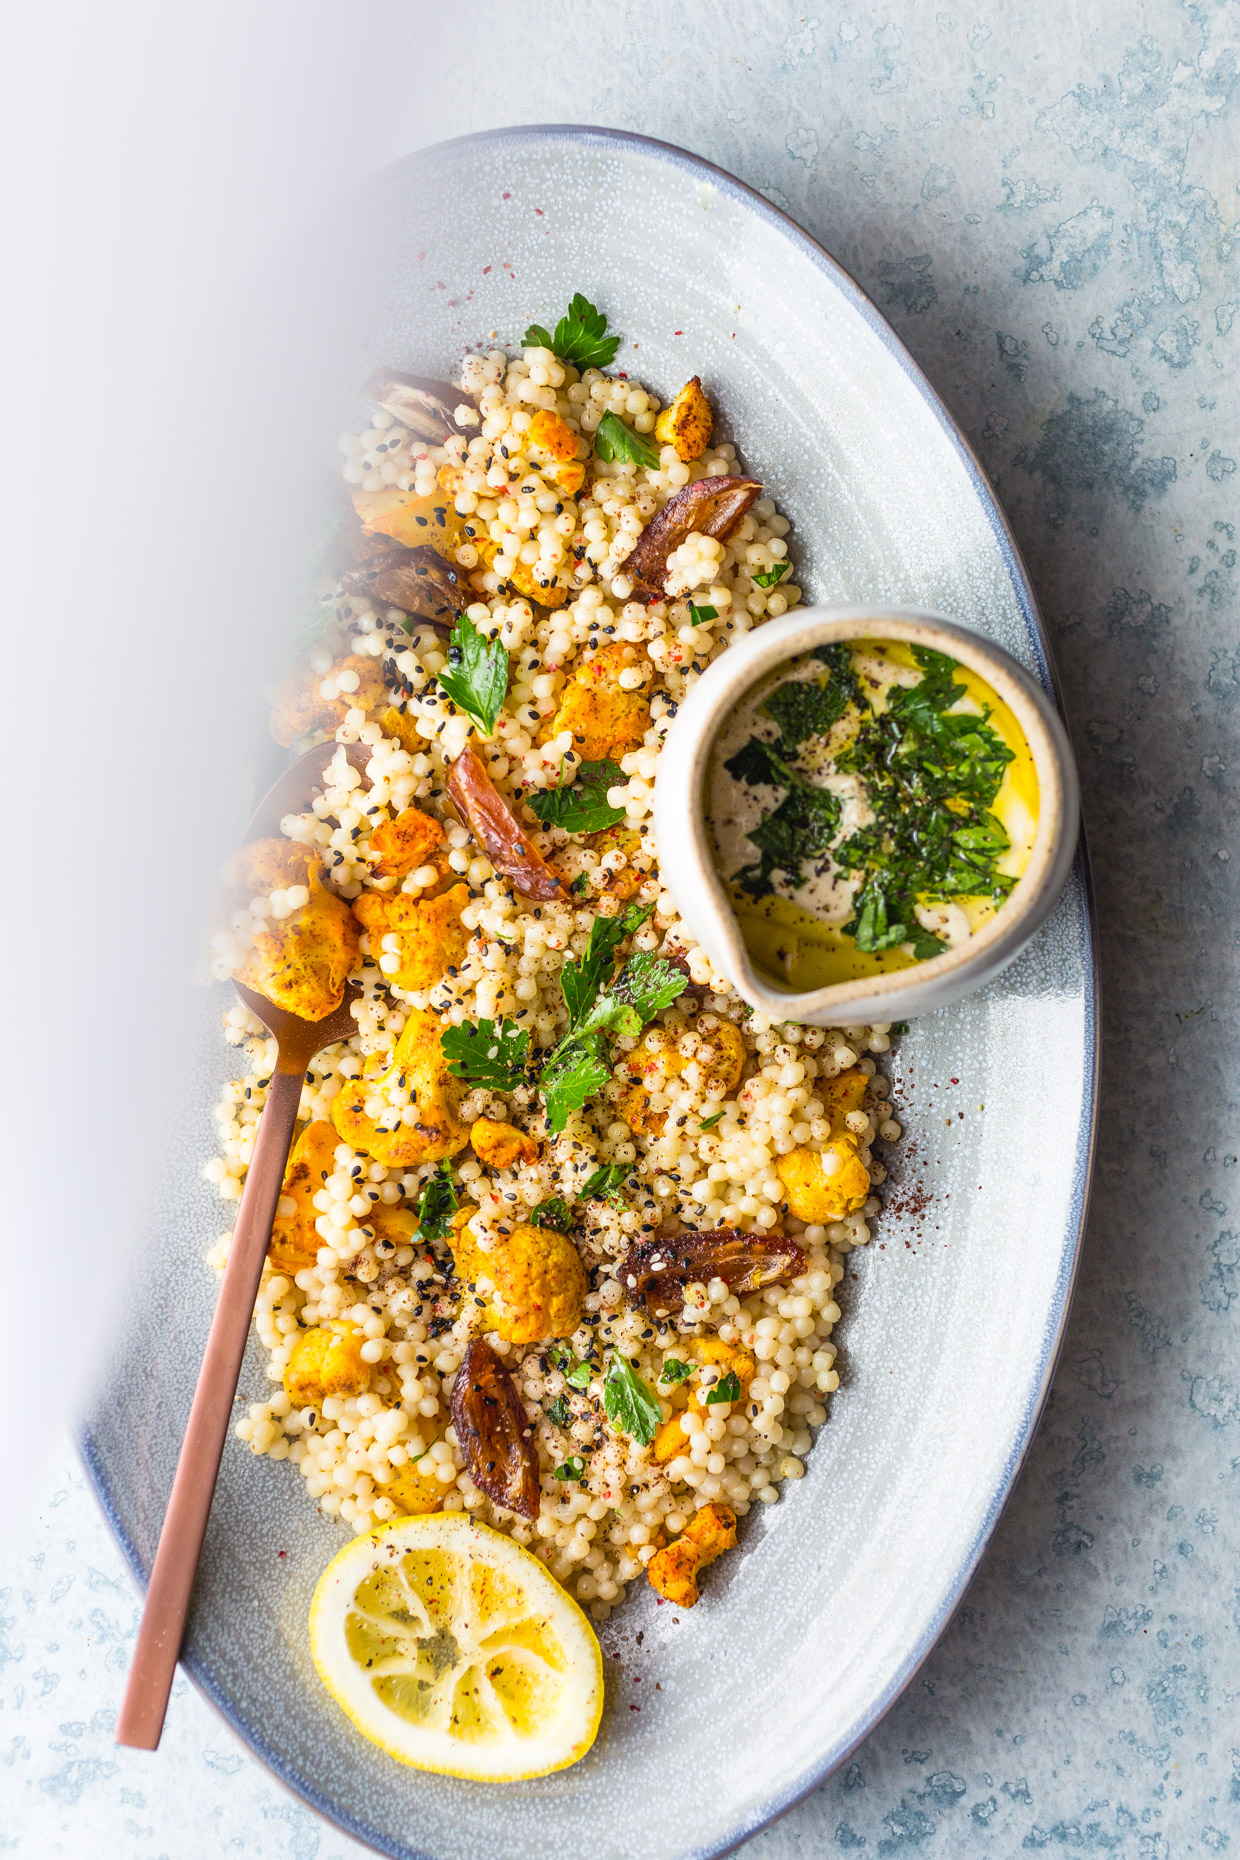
[205,295,901,1653]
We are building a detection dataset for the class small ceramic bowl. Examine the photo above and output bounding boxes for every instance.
[653,604,1080,1025]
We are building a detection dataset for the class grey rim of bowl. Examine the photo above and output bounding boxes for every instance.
[76,123,1100,1860]
[662,607,1080,1023]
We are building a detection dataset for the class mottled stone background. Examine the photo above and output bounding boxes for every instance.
[6,2,1237,1854]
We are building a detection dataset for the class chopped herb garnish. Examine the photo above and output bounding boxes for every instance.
[724,645,1016,961]
[441,1017,529,1090]
[415,1162,458,1242]
[659,1359,693,1386]
[593,410,661,471]
[751,560,791,588]
[530,1195,572,1232]
[569,871,589,896]
[553,1455,586,1481]
[550,1345,594,1389]
[891,1021,909,1036]
[436,612,509,735]
[579,1162,633,1206]
[610,951,689,1022]
[523,293,621,370]
[545,1395,572,1427]
[603,1356,662,1447]
[688,603,718,627]
[527,758,626,835]
[835,647,1015,949]
[704,1369,742,1404]
[699,1110,725,1130]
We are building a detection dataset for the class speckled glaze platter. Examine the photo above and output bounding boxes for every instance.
[80,127,1097,1860]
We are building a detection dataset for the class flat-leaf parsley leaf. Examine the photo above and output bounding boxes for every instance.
[593,410,661,471]
[603,1356,662,1447]
[523,293,621,370]
[436,613,509,735]
[440,1017,529,1090]
[659,1359,694,1386]
[527,759,626,835]
[688,603,718,627]
[704,1369,742,1404]
[553,1455,586,1481]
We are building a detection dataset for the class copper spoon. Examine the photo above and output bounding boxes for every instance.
[116,738,367,1750]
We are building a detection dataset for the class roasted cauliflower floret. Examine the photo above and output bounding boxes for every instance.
[652,1336,757,1465]
[775,1066,871,1222]
[269,1119,338,1272]
[647,1501,737,1608]
[284,1320,371,1408]
[526,408,581,463]
[270,652,389,748]
[450,1206,585,1346]
[367,1204,418,1249]
[541,640,654,761]
[377,1451,446,1516]
[619,1010,746,1137]
[377,704,423,756]
[227,839,359,1020]
[654,376,713,462]
[331,1007,470,1166]
[470,1118,540,1171]
[352,883,470,991]
[367,805,445,880]
[351,486,466,556]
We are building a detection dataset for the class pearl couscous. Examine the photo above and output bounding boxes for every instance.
[205,303,900,1622]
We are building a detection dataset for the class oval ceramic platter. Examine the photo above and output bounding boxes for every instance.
[81,128,1097,1860]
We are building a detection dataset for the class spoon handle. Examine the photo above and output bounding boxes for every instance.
[116,1062,305,1749]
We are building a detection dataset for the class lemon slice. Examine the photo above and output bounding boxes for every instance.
[309,1513,604,1780]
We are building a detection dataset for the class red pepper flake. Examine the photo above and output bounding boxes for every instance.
[629,1704,641,1711]
[534,207,544,216]
[950,1077,959,1084]
[277,1550,286,1559]
[502,192,511,200]
[673,329,684,335]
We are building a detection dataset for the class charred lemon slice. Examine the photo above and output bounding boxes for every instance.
[309,1513,603,1780]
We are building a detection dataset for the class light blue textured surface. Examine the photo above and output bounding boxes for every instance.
[6,2,1238,1854]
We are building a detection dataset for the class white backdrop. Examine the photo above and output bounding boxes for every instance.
[0,1,431,1529]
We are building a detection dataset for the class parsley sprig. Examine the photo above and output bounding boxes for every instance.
[523,293,621,370]
[594,410,661,471]
[527,759,626,835]
[538,902,688,1132]
[436,613,509,735]
[441,1017,529,1090]
[688,603,718,627]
